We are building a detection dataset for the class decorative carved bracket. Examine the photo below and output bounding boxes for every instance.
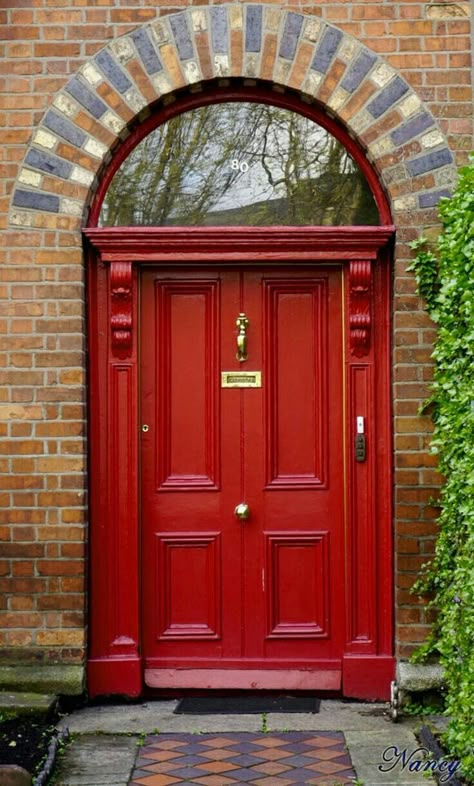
[349,260,372,357]
[110,261,133,355]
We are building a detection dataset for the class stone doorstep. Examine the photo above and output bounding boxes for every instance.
[0,690,58,717]
[0,664,84,696]
[397,662,445,693]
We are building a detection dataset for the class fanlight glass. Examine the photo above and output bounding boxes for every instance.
[99,102,380,227]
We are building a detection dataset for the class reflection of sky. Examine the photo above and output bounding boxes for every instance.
[207,121,328,212]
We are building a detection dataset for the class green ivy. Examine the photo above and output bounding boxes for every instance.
[408,154,474,783]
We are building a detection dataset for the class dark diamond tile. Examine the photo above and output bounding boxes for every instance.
[169,766,210,778]
[221,767,259,781]
[175,742,213,754]
[284,766,330,781]
[277,754,317,767]
[171,754,208,765]
[279,742,320,753]
[227,742,263,753]
[226,754,265,767]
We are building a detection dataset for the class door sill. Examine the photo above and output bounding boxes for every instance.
[145,667,341,690]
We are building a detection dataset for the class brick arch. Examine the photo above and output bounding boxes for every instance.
[9,4,457,230]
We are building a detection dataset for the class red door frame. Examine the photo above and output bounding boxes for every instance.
[83,85,396,700]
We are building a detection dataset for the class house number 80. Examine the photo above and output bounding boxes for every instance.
[231,159,249,173]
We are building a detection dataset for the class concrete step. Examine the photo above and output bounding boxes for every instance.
[0,691,57,718]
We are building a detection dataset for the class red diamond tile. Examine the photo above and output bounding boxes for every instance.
[306,747,345,760]
[252,737,286,748]
[195,761,239,773]
[148,741,186,750]
[199,737,239,747]
[132,775,180,786]
[140,751,182,762]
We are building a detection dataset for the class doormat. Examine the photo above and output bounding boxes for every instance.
[174,695,321,714]
[130,731,355,785]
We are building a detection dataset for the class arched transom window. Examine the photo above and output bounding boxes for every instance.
[99,101,380,227]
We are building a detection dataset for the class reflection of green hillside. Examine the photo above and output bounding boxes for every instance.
[200,172,379,226]
[162,171,379,227]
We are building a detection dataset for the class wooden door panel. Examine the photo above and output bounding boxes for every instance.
[156,532,221,639]
[264,280,328,487]
[265,533,329,638]
[155,279,220,489]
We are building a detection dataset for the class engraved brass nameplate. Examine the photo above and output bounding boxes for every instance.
[221,371,262,388]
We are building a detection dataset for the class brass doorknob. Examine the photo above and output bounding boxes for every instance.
[234,503,250,521]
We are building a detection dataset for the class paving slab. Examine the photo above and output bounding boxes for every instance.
[54,734,138,786]
[345,730,435,785]
[58,699,399,734]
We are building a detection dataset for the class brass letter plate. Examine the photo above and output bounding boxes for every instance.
[221,371,262,388]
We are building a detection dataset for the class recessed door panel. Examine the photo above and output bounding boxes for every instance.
[265,281,327,487]
[266,533,329,638]
[141,266,344,682]
[155,280,219,490]
[156,533,221,639]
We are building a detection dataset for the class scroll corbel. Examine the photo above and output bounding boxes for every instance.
[349,260,372,357]
[110,261,133,355]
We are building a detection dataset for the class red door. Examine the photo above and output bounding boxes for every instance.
[140,265,345,689]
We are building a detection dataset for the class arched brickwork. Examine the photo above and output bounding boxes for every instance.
[9,4,457,230]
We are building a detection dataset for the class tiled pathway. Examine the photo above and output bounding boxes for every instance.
[129,731,356,785]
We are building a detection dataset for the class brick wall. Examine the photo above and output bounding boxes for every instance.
[0,0,472,676]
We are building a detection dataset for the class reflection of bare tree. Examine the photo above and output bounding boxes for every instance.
[100,103,379,227]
